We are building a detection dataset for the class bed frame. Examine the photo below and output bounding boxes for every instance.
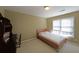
[36,29,67,52]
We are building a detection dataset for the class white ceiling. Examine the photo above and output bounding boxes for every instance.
[3,6,79,18]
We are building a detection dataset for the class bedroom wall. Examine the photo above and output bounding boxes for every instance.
[5,10,47,41]
[47,11,79,43]
[0,7,5,16]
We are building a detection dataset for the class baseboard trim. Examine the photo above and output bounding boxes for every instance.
[21,37,36,43]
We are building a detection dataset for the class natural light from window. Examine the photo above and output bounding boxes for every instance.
[52,17,74,37]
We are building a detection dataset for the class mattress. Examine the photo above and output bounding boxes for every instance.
[39,31,65,45]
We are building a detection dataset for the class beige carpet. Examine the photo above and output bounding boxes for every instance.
[17,38,79,53]
[60,40,79,53]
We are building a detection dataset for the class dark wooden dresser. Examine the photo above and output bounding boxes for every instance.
[0,13,16,53]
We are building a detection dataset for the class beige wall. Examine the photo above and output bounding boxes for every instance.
[5,10,47,41]
[47,11,79,42]
[0,7,5,16]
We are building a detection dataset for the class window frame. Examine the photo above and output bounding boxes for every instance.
[52,17,74,37]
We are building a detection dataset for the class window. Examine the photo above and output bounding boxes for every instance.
[53,20,60,34]
[52,17,74,37]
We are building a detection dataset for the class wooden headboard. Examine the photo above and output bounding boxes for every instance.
[36,28,49,38]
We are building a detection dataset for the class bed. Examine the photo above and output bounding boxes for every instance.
[36,29,67,51]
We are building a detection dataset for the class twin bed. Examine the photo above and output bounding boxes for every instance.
[36,29,67,52]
